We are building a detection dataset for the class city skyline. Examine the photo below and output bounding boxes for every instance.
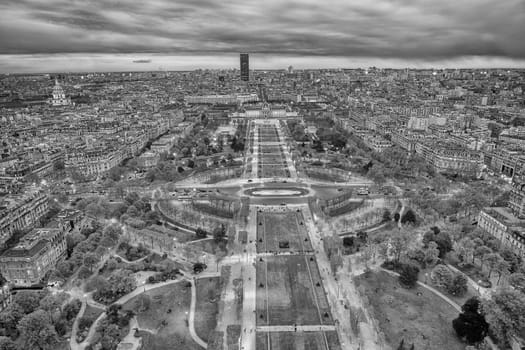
[1,0,525,73]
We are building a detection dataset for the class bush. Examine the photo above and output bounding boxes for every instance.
[447,273,468,297]
[398,263,419,288]
[62,299,82,321]
[343,236,355,247]
[78,316,94,331]
[401,209,417,224]
[431,265,454,288]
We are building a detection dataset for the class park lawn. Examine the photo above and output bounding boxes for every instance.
[148,223,196,243]
[83,303,104,323]
[122,281,201,350]
[256,255,331,326]
[256,331,341,350]
[311,186,346,200]
[418,266,478,306]
[305,170,345,183]
[194,277,222,343]
[257,211,312,253]
[354,271,465,350]
[138,330,202,350]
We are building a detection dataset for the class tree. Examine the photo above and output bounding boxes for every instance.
[453,297,488,344]
[484,253,502,278]
[83,253,99,272]
[431,265,454,288]
[62,299,81,321]
[126,205,140,217]
[447,274,468,297]
[424,241,440,266]
[481,288,525,347]
[17,310,58,350]
[193,262,206,274]
[474,246,492,268]
[13,291,42,315]
[0,304,23,338]
[389,229,411,262]
[399,263,419,288]
[393,213,400,222]
[495,259,510,285]
[508,273,525,294]
[500,248,520,273]
[400,209,416,224]
[0,336,19,350]
[213,224,226,243]
[343,236,355,247]
[382,209,391,222]
[39,293,65,319]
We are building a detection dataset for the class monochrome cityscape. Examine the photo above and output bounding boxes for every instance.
[1,1,525,350]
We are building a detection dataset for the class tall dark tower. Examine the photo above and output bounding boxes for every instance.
[240,53,249,81]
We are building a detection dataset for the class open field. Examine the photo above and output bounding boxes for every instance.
[195,277,222,343]
[256,255,332,326]
[258,165,290,178]
[122,282,201,350]
[256,211,313,253]
[255,331,341,350]
[354,271,465,350]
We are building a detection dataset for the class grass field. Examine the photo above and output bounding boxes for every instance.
[256,331,341,350]
[354,271,465,350]
[83,304,104,324]
[122,281,201,350]
[258,165,289,178]
[195,277,222,343]
[256,212,313,253]
[256,255,332,326]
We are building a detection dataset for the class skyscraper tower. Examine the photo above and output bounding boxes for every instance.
[240,53,249,81]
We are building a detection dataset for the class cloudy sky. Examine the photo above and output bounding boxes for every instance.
[1,0,525,72]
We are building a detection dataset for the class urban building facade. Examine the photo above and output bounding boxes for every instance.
[0,228,67,286]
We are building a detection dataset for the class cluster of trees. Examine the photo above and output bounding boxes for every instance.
[481,283,525,348]
[422,227,453,259]
[146,267,181,284]
[230,135,245,153]
[89,304,134,350]
[454,228,524,285]
[48,222,122,284]
[92,269,136,305]
[144,160,188,183]
[431,265,468,296]
[0,290,81,349]
[115,192,160,229]
[117,241,150,261]
[453,297,489,344]
[288,121,308,141]
[364,146,436,185]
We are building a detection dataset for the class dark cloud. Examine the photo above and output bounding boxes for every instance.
[0,0,524,61]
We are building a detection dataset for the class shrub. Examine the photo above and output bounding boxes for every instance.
[398,263,419,288]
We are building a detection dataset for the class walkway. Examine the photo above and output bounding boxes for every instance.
[256,325,337,332]
[189,278,208,348]
[75,276,208,350]
[379,267,461,312]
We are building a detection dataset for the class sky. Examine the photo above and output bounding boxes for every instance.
[1,0,525,73]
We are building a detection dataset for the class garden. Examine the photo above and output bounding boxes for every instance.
[256,255,332,326]
[122,282,202,350]
[354,270,465,350]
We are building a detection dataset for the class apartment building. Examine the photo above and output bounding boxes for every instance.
[0,187,49,247]
[0,228,67,286]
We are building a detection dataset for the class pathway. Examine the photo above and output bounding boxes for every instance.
[76,276,208,350]
[257,325,337,332]
[189,278,209,348]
